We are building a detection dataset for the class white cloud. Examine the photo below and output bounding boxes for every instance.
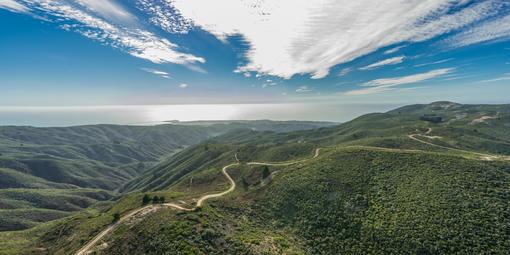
[346,68,454,95]
[338,67,352,77]
[166,0,503,79]
[262,79,278,88]
[76,0,135,23]
[179,83,189,88]
[296,86,312,93]
[0,0,28,13]
[185,64,208,74]
[363,68,454,87]
[136,0,192,34]
[8,0,204,66]
[359,56,405,70]
[445,13,510,48]
[141,68,171,79]
[384,45,406,55]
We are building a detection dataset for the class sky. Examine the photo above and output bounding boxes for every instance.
[0,0,510,125]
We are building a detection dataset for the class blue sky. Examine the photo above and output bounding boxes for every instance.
[0,0,510,124]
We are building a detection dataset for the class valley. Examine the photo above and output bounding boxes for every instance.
[0,121,333,232]
[0,102,509,255]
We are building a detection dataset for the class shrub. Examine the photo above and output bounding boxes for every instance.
[142,194,151,205]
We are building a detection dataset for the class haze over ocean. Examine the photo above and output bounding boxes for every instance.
[0,103,404,126]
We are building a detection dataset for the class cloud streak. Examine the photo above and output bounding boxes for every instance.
[346,68,454,95]
[296,86,312,93]
[359,56,405,70]
[141,68,171,79]
[0,0,28,13]
[414,58,454,67]
[384,45,406,55]
[480,73,510,83]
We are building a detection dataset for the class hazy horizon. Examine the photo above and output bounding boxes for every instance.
[0,103,399,127]
[1,100,509,127]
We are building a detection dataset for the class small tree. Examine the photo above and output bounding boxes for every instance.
[159,196,166,204]
[112,213,120,223]
[241,177,249,191]
[152,196,160,204]
[142,194,151,205]
[262,166,270,179]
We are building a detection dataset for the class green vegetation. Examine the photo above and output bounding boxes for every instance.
[261,166,270,179]
[111,213,120,224]
[0,121,329,231]
[142,194,151,205]
[1,102,510,254]
[0,188,114,231]
[255,147,510,254]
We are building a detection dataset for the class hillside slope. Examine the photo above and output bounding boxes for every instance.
[0,121,331,231]
[1,102,509,254]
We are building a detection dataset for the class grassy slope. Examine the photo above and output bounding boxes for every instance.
[2,102,510,254]
[0,121,332,232]
[39,147,509,255]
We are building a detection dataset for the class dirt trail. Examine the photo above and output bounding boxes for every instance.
[408,128,509,161]
[248,148,321,166]
[75,149,321,255]
[75,205,153,255]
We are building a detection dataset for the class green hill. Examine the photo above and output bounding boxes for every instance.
[0,121,331,231]
[1,102,509,254]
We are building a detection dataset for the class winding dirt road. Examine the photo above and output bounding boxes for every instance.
[75,149,321,255]
[408,128,510,161]
[248,148,321,166]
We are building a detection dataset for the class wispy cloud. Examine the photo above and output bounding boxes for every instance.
[296,86,312,93]
[0,0,28,13]
[179,83,189,88]
[480,73,510,83]
[445,12,510,48]
[2,0,204,66]
[234,68,252,78]
[166,0,504,79]
[414,58,454,67]
[384,45,406,55]
[185,64,208,74]
[76,0,135,23]
[141,68,171,79]
[338,67,352,77]
[262,79,278,88]
[359,56,405,70]
[346,68,454,95]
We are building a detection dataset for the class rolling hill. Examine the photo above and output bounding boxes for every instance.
[0,121,333,231]
[0,102,509,254]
